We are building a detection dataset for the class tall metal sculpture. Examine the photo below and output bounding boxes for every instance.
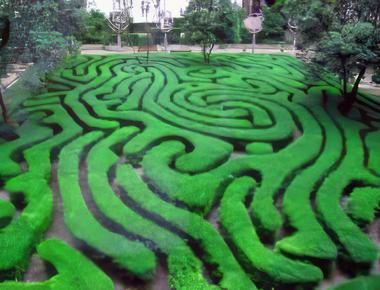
[86,0,97,10]
[243,0,264,53]
[107,0,133,48]
[156,0,173,52]
[288,19,298,54]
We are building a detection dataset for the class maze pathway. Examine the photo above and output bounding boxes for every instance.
[0,53,379,289]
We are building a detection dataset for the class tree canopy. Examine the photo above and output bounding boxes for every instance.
[0,0,86,123]
[182,0,243,63]
[283,0,380,111]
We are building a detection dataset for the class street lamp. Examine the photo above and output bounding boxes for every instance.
[107,0,133,49]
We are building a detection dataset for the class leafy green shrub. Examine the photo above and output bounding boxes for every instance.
[0,239,115,290]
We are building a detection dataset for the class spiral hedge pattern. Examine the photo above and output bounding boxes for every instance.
[0,53,379,290]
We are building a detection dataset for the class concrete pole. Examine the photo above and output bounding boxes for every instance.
[252,33,256,53]
[164,32,168,52]
[117,33,122,48]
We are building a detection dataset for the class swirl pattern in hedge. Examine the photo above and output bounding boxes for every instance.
[0,53,379,290]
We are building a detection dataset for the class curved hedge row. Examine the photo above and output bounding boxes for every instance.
[0,239,114,290]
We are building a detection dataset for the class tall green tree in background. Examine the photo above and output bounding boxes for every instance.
[283,0,380,112]
[216,0,243,44]
[182,0,219,64]
[0,0,85,123]
[182,0,242,63]
[74,9,111,45]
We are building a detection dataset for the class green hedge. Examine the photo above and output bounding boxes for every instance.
[0,239,114,290]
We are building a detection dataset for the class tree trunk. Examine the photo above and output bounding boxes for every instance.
[339,66,367,115]
[342,77,347,97]
[202,43,207,63]
[341,58,348,97]
[0,86,8,123]
[350,66,366,100]
[206,43,215,64]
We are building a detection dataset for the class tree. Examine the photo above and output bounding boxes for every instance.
[258,5,286,42]
[216,0,243,44]
[0,0,84,123]
[74,10,110,44]
[182,0,240,63]
[283,0,380,112]
[182,0,219,64]
[240,0,288,44]
[316,23,378,108]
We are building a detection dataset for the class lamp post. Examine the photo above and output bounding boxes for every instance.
[107,0,132,49]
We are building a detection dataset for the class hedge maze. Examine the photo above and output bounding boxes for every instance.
[0,53,379,289]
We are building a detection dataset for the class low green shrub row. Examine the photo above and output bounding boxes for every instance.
[347,187,380,223]
[277,105,339,260]
[0,116,52,177]
[220,177,323,285]
[316,102,380,263]
[117,157,256,289]
[0,104,82,272]
[0,239,114,290]
[328,275,380,290]
[86,128,216,288]
[58,131,156,278]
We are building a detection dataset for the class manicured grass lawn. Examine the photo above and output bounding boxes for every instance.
[0,53,379,289]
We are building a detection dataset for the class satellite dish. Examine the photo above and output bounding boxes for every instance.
[244,12,264,34]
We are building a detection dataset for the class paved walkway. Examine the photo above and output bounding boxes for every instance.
[360,66,380,97]
[0,63,31,89]
[81,44,297,55]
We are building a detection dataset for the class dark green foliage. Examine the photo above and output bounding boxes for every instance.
[182,0,243,63]
[0,0,83,74]
[257,6,286,42]
[74,10,112,45]
[283,0,380,107]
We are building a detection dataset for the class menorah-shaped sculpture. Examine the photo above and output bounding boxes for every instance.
[288,19,298,53]
[154,0,173,52]
[107,0,133,48]
[157,9,173,52]
[243,0,264,53]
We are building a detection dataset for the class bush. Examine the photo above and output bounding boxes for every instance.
[29,31,69,68]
